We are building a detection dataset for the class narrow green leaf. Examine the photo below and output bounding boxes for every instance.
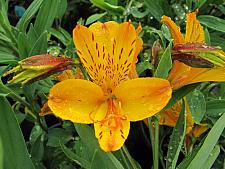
[74,124,125,169]
[144,0,164,21]
[187,113,225,169]
[86,12,107,25]
[60,141,91,169]
[166,99,186,169]
[162,83,199,112]
[30,134,45,162]
[206,99,225,117]
[154,41,172,79]
[0,97,35,169]
[34,0,59,35]
[49,28,70,46]
[0,137,3,169]
[90,0,124,15]
[16,0,43,32]
[200,145,220,169]
[56,0,68,18]
[136,61,153,75]
[18,32,29,59]
[28,31,48,56]
[198,15,225,33]
[195,0,207,9]
[186,90,206,123]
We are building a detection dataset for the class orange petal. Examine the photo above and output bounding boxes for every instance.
[161,15,184,45]
[94,101,130,152]
[159,98,194,134]
[55,69,74,81]
[192,123,208,137]
[185,11,205,43]
[168,61,225,90]
[114,78,172,121]
[48,79,105,123]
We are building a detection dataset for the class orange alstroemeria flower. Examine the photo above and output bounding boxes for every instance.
[162,11,225,90]
[159,99,208,137]
[47,21,172,152]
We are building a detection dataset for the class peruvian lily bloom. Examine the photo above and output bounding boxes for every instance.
[161,11,225,90]
[159,99,208,138]
[48,21,172,152]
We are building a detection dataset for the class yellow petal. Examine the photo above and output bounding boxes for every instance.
[94,100,130,152]
[48,79,105,123]
[73,22,138,91]
[168,61,225,90]
[185,11,205,43]
[161,15,184,45]
[114,78,172,121]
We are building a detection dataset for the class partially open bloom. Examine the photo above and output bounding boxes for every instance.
[48,21,172,151]
[162,11,225,90]
[4,54,74,85]
[159,99,208,137]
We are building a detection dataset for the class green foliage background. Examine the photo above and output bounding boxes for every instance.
[0,0,225,169]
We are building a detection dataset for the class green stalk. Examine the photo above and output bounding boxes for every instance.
[148,115,159,169]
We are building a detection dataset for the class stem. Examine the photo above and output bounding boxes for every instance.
[124,0,134,21]
[121,145,138,169]
[148,115,159,169]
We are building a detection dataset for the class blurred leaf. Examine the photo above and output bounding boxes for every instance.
[200,145,220,169]
[154,41,172,79]
[90,0,125,15]
[74,124,125,169]
[28,31,48,56]
[34,0,59,35]
[136,61,153,75]
[166,99,186,169]
[47,128,73,147]
[60,140,91,169]
[218,4,225,15]
[198,15,225,33]
[0,137,3,169]
[206,99,225,117]
[31,134,45,162]
[186,90,206,123]
[16,0,43,32]
[144,0,164,21]
[131,8,149,18]
[195,0,207,9]
[56,0,68,18]
[85,12,107,25]
[186,113,225,169]
[0,96,35,169]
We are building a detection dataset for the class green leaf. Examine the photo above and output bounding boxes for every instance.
[144,0,164,21]
[0,137,3,169]
[195,0,207,9]
[49,28,70,46]
[186,90,206,123]
[154,41,172,79]
[206,99,225,117]
[90,0,125,15]
[162,83,199,112]
[85,12,107,25]
[47,128,73,147]
[200,145,220,169]
[186,113,225,169]
[34,0,59,35]
[30,134,45,162]
[166,99,186,169]
[16,0,44,32]
[198,15,225,33]
[131,8,149,18]
[74,124,125,169]
[136,61,153,75]
[0,97,35,169]
[28,31,48,56]
[18,32,29,59]
[60,141,91,169]
[56,0,68,18]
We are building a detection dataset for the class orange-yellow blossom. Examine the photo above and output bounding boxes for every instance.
[162,11,225,90]
[47,21,172,152]
[159,99,208,137]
